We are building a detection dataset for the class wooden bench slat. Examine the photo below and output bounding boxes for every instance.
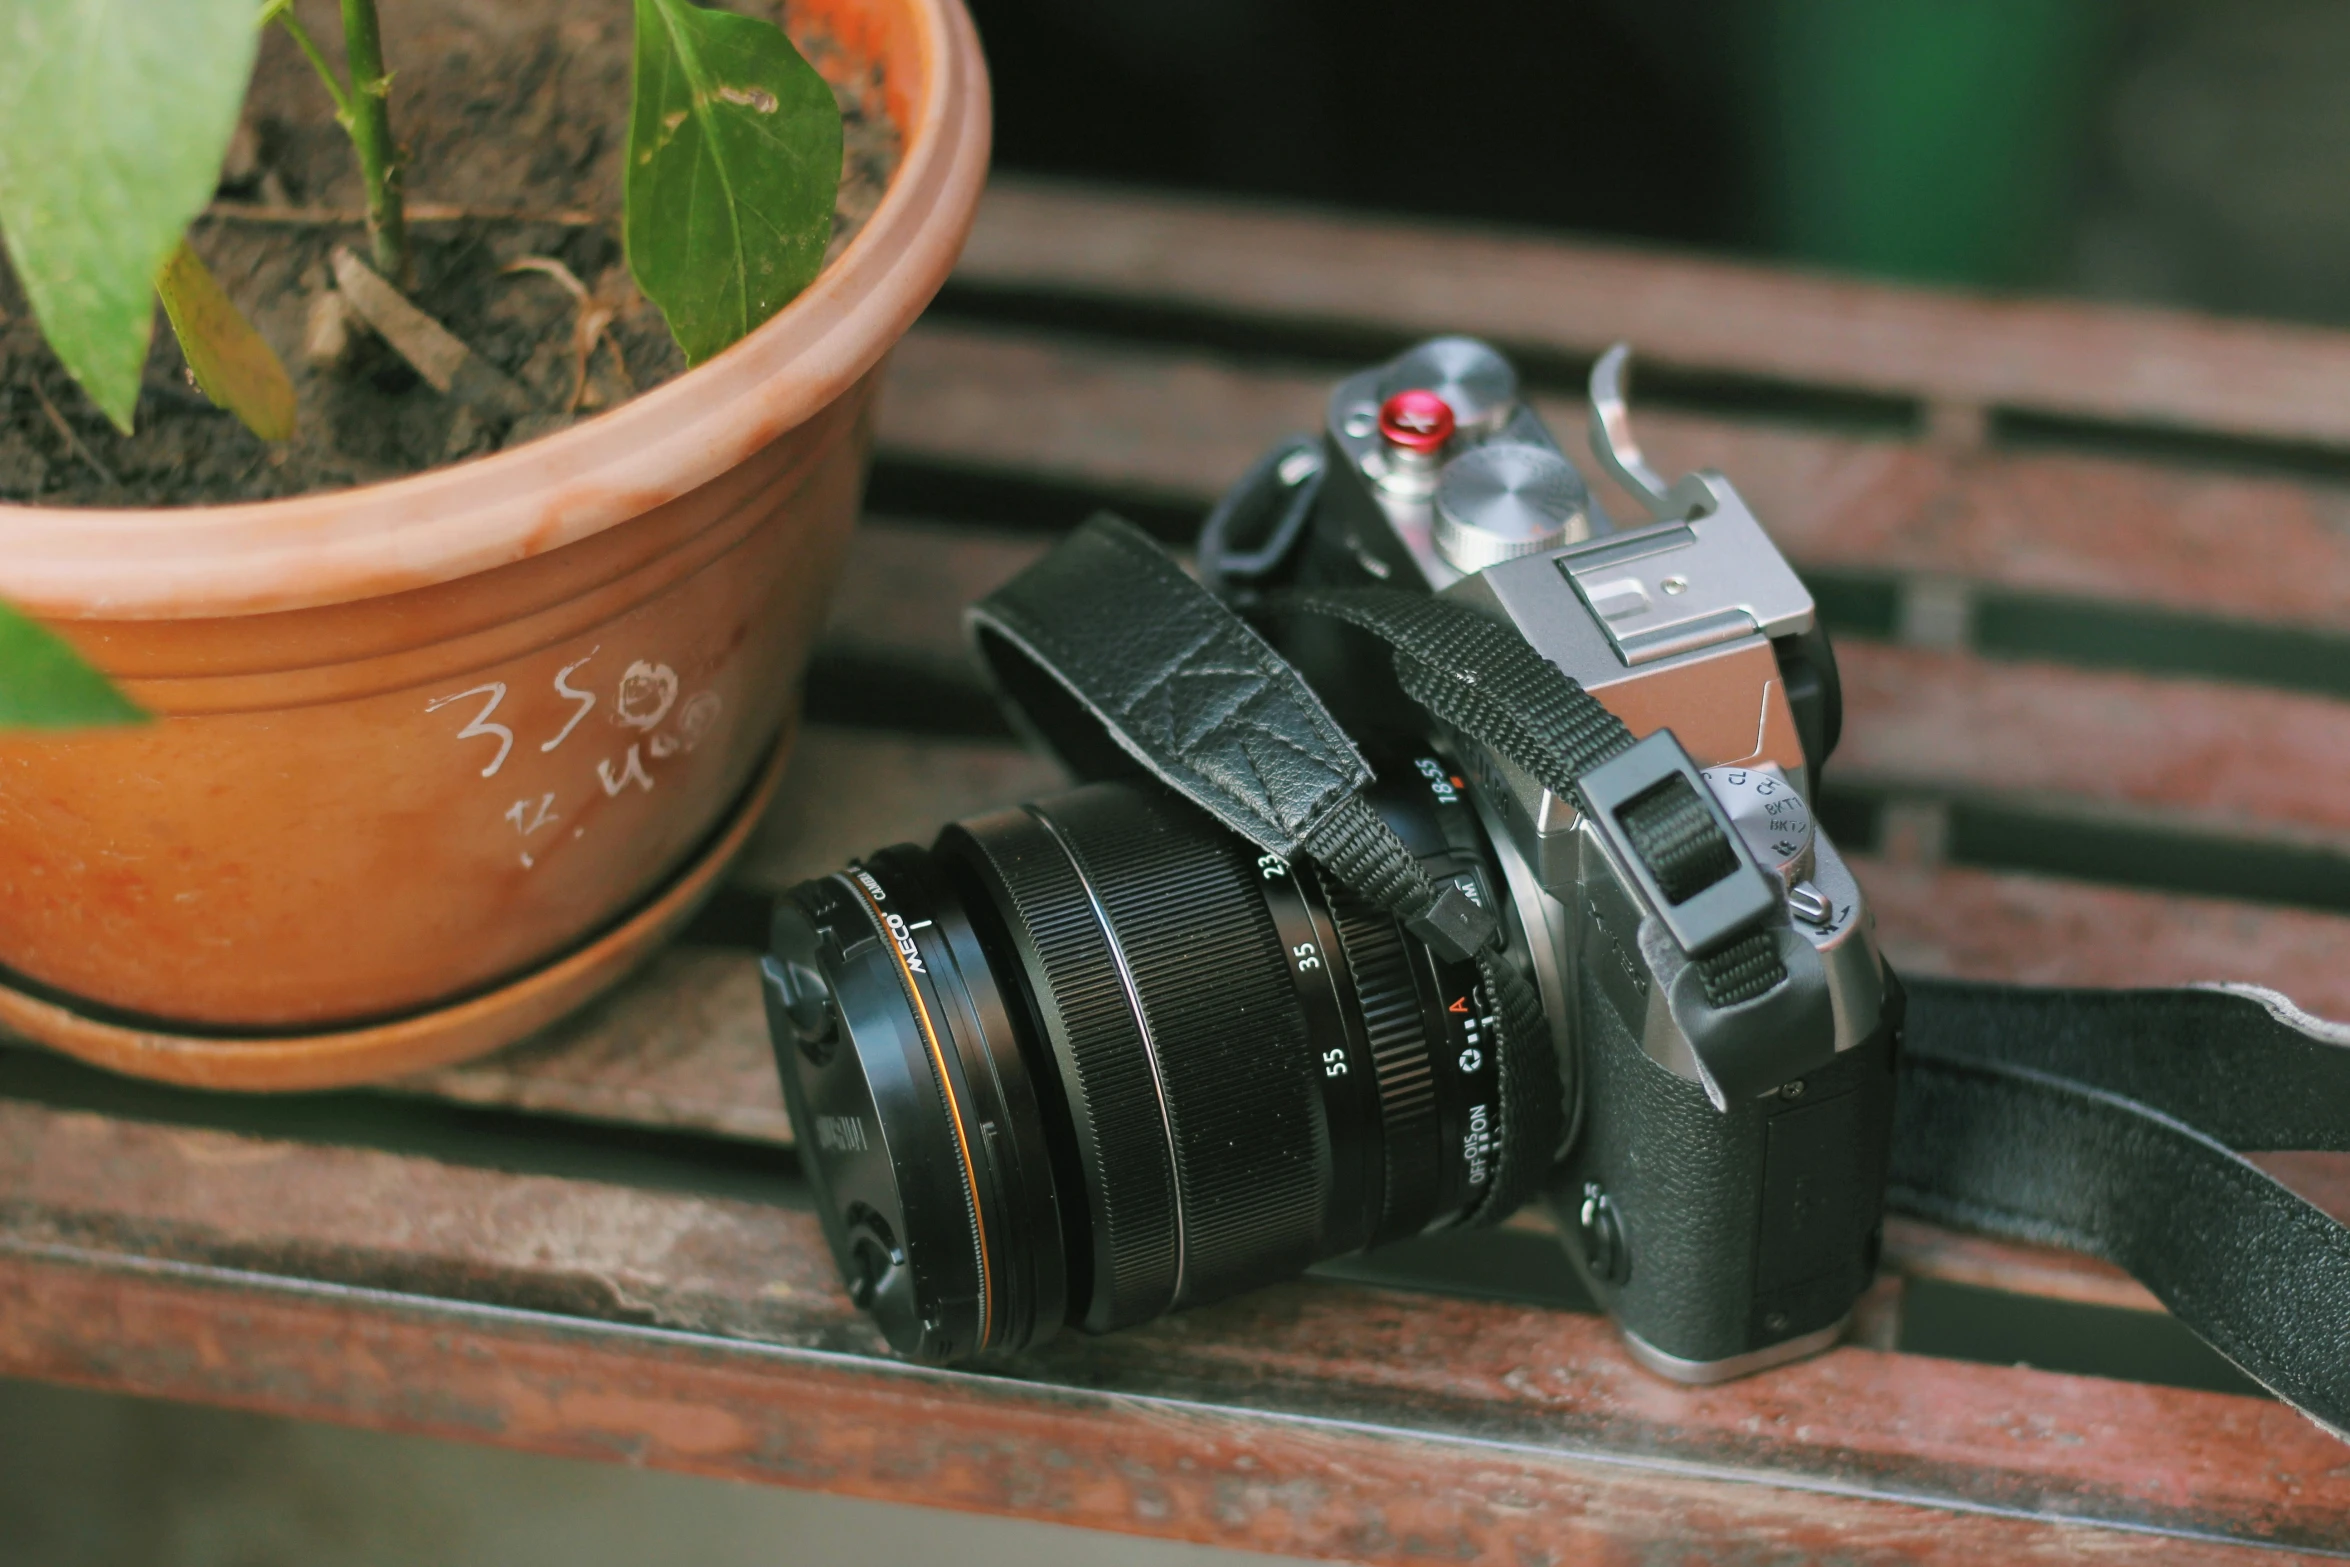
[820,516,1045,678]
[813,522,1045,681]
[6,1100,2345,1560]
[1855,854,2350,1018]
[1881,1219,2156,1313]
[1838,643,2350,848]
[960,177,2350,452]
[10,1250,2298,1567]
[879,323,2350,635]
[396,946,792,1145]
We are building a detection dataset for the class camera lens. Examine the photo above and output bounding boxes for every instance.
[763,757,1525,1362]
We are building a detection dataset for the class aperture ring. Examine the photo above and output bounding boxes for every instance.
[1329,886,1443,1244]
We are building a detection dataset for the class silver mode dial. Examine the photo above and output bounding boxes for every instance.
[1432,442,1592,573]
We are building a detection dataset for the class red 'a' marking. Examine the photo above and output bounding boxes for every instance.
[1449,997,1469,1014]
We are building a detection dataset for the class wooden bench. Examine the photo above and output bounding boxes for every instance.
[6,176,2349,1564]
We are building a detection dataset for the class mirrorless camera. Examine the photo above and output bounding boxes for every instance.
[762,336,1900,1382]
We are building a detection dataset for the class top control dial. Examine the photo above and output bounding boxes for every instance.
[1432,442,1593,572]
[1700,764,1815,889]
[1379,336,1518,433]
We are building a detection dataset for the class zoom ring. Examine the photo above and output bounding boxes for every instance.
[1330,888,1440,1243]
[1036,786,1326,1313]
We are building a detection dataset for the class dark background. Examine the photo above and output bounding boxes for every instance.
[965,0,2350,325]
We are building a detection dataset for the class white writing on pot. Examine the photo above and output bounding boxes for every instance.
[425,683,514,779]
[428,653,723,870]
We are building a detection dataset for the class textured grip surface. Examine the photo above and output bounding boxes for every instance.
[1557,970,1897,1366]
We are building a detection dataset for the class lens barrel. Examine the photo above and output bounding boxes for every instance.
[764,758,1523,1362]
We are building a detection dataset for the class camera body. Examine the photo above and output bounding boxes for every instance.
[1244,337,1901,1379]
[761,335,1899,1384]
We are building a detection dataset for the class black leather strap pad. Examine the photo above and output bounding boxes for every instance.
[971,515,1498,961]
[969,515,1375,859]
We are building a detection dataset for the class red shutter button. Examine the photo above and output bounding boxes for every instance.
[1377,388,1456,455]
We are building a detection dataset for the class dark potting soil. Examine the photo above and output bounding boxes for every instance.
[0,0,900,508]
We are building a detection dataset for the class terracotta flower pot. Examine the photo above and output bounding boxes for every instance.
[0,0,989,1089]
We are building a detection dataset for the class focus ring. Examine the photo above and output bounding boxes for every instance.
[948,805,1182,1330]
[1330,888,1440,1243]
[1038,786,1326,1311]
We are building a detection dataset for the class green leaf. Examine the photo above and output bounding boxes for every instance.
[0,0,261,433]
[0,600,145,730]
[157,238,296,441]
[626,0,843,366]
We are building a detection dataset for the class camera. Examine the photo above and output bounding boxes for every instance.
[761,336,1901,1382]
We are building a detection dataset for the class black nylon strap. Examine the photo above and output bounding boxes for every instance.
[1894,978,2350,1438]
[1275,586,1634,795]
[1273,587,1790,1006]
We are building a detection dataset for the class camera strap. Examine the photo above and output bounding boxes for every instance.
[1895,979,2350,1437]
[970,515,1573,1223]
[968,514,2350,1438]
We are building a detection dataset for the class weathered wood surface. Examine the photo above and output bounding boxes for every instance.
[960,176,2350,455]
[7,1102,2349,1564]
[879,321,2350,639]
[20,1249,2324,1567]
[399,946,791,1145]
[9,175,2350,1559]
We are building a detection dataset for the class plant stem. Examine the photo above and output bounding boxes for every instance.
[336,0,410,288]
[268,5,353,121]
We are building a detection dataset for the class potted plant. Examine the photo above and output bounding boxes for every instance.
[0,0,988,1088]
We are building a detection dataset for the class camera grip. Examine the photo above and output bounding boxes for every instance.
[1555,974,1899,1374]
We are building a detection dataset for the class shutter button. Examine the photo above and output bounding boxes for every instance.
[1377,388,1456,456]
